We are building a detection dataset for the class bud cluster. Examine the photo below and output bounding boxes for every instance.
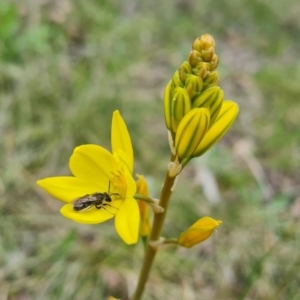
[163,34,239,162]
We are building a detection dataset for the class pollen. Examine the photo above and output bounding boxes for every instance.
[110,169,127,198]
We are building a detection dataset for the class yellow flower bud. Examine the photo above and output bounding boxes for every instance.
[192,62,209,79]
[192,34,216,52]
[178,216,222,248]
[201,47,215,62]
[185,75,203,99]
[175,108,210,159]
[192,86,224,126]
[192,100,239,157]
[178,61,192,83]
[163,80,173,131]
[188,50,203,68]
[171,87,192,132]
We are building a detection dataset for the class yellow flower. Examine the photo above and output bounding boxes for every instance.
[37,111,139,245]
[178,216,222,248]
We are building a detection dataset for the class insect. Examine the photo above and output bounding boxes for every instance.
[72,182,119,212]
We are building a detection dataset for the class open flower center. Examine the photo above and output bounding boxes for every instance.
[110,169,127,199]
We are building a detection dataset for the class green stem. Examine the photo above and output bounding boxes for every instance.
[131,165,177,300]
[134,193,157,204]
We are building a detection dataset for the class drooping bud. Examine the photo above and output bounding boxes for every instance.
[178,61,192,83]
[136,175,151,237]
[171,87,191,132]
[178,216,222,248]
[185,75,203,99]
[175,108,210,159]
[192,100,239,157]
[192,86,224,126]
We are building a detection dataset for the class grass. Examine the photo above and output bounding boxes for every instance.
[1,0,300,299]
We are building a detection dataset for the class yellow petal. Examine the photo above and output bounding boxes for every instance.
[178,216,222,248]
[192,101,239,157]
[113,149,132,175]
[111,110,134,173]
[69,144,120,186]
[136,174,149,196]
[115,197,139,244]
[37,177,104,203]
[60,203,115,224]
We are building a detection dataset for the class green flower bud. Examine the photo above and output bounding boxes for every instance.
[172,87,191,132]
[171,71,184,90]
[188,50,203,68]
[185,75,203,99]
[179,61,192,83]
[175,108,210,159]
[163,80,173,131]
[192,86,224,126]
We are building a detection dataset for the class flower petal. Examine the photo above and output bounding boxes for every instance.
[115,197,139,244]
[37,177,104,203]
[111,111,133,173]
[69,144,121,186]
[123,169,137,198]
[114,149,132,175]
[60,203,114,224]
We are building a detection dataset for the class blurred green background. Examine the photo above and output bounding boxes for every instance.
[1,0,300,299]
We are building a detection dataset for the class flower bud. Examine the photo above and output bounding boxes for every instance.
[192,34,215,52]
[163,80,173,131]
[178,216,222,248]
[192,100,239,157]
[185,75,203,99]
[192,63,208,79]
[192,86,224,126]
[210,54,219,71]
[201,47,215,62]
[203,71,219,85]
[136,175,151,237]
[179,61,192,83]
[188,50,203,68]
[175,108,210,159]
[172,87,192,132]
[171,70,184,90]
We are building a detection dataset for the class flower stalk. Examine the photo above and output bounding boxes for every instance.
[131,156,177,300]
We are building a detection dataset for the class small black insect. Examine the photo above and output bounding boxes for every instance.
[73,182,119,212]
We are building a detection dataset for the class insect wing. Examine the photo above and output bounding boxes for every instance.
[73,195,96,212]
